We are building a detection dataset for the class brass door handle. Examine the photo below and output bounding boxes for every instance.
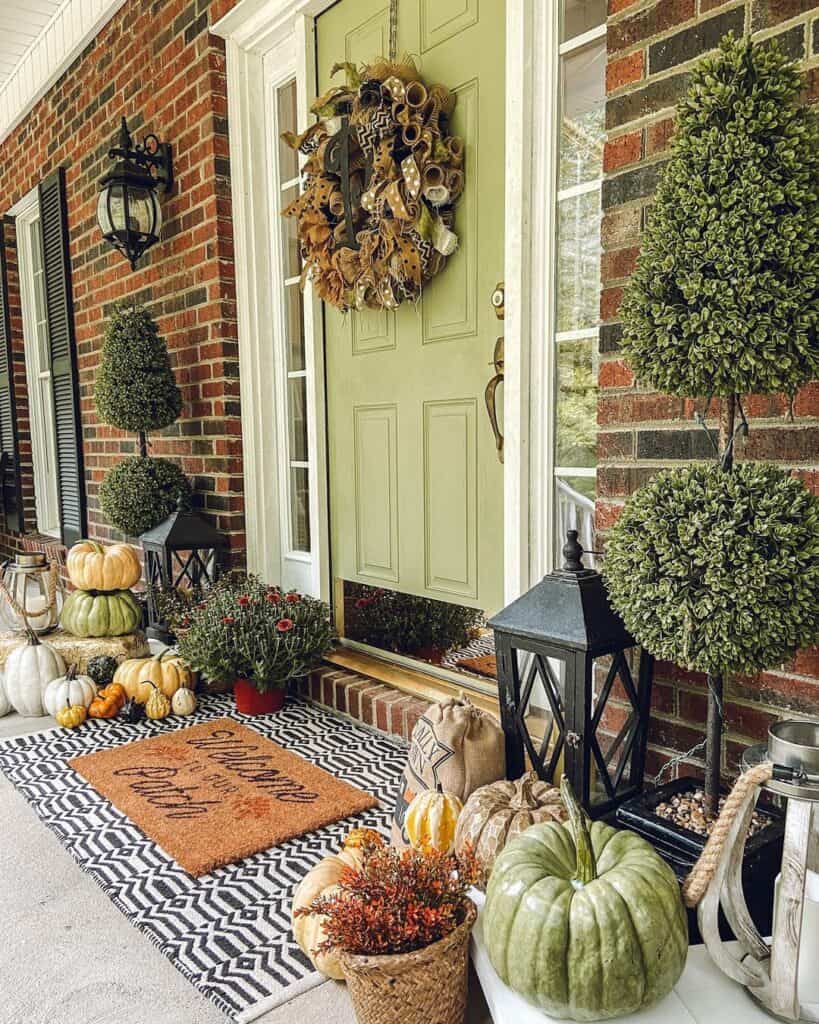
[485,335,504,463]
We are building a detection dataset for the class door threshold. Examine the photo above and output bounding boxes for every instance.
[326,643,499,720]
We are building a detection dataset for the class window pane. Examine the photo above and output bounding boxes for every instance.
[285,286,306,372]
[288,376,308,463]
[277,78,299,182]
[281,184,301,278]
[559,40,606,189]
[561,0,606,42]
[556,190,601,332]
[290,466,311,551]
[555,475,596,566]
[556,338,597,468]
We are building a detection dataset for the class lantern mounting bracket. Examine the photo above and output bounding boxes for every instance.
[109,117,173,192]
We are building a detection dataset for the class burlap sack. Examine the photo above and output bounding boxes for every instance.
[391,694,506,848]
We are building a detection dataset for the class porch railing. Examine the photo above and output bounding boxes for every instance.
[556,477,596,566]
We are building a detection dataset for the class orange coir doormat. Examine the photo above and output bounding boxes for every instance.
[69,718,379,876]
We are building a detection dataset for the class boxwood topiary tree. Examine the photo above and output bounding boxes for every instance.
[611,35,819,816]
[95,303,189,538]
[621,34,819,400]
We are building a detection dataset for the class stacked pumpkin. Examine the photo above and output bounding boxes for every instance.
[61,540,143,638]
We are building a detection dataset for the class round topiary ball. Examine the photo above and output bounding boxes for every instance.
[603,462,819,676]
[99,457,191,538]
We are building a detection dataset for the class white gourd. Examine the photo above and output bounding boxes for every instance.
[43,666,98,718]
[5,631,66,717]
[0,674,10,717]
[171,687,197,716]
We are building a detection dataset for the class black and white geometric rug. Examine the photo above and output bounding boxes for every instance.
[0,695,407,1022]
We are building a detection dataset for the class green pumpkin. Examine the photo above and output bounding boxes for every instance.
[483,779,688,1021]
[61,590,142,638]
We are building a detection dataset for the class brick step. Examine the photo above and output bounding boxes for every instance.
[295,664,429,743]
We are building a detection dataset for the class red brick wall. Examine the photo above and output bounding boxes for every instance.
[0,0,243,561]
[600,0,819,780]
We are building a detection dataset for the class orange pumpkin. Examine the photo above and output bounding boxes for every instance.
[88,682,127,719]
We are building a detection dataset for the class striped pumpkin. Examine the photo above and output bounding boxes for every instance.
[405,785,463,854]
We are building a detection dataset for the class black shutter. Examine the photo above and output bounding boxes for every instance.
[38,168,86,546]
[0,220,23,532]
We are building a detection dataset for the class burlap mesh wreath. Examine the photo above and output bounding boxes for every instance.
[282,57,465,313]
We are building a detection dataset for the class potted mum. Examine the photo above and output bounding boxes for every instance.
[173,573,334,714]
[296,840,480,1024]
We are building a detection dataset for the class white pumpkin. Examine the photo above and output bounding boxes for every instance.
[5,631,66,717]
[171,687,197,716]
[0,674,11,717]
[43,665,98,718]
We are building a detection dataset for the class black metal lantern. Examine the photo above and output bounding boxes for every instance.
[97,117,173,270]
[140,500,227,644]
[490,530,654,819]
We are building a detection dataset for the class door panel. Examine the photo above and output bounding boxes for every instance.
[319,0,505,614]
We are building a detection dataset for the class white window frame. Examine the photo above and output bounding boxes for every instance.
[11,187,61,537]
[213,0,556,607]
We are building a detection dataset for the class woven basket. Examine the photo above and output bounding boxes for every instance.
[339,900,477,1024]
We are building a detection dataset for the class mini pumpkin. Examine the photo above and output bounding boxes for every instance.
[87,655,120,688]
[145,681,171,720]
[171,687,197,716]
[114,649,194,703]
[4,630,66,717]
[292,830,385,979]
[55,697,87,730]
[405,784,463,854]
[120,697,146,724]
[61,589,142,638]
[43,665,98,718]
[454,772,567,885]
[67,539,141,591]
[88,682,127,719]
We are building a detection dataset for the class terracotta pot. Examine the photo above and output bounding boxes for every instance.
[339,901,476,1024]
[233,678,285,715]
[414,645,445,664]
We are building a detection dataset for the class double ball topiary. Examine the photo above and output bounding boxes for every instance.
[620,35,819,398]
[604,462,819,676]
[99,457,191,538]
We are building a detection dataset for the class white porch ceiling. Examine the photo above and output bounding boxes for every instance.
[0,0,65,91]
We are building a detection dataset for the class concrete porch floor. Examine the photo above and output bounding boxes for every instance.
[0,711,490,1024]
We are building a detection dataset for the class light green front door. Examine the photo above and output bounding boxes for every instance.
[318,0,505,615]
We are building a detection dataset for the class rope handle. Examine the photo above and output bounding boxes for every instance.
[681,761,774,908]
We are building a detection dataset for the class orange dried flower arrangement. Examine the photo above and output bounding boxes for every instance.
[294,837,480,957]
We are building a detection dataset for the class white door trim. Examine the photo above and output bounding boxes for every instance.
[214,0,554,603]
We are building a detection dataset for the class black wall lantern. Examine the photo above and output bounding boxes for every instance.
[140,499,227,644]
[97,117,173,270]
[489,530,655,819]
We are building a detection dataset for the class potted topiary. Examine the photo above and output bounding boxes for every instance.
[95,303,190,537]
[172,573,335,714]
[606,34,819,915]
[295,838,480,1024]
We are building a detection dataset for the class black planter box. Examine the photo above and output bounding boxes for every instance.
[616,777,785,942]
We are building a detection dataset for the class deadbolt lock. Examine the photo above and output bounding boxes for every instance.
[491,282,505,320]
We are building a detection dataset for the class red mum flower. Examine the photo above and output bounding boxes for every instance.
[355,597,370,609]
[276,618,295,632]
[237,595,251,606]
[266,591,281,604]
[222,615,235,625]
[285,593,301,603]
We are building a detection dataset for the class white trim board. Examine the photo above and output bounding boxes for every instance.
[0,0,128,145]
[214,0,552,604]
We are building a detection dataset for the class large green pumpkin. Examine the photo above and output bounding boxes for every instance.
[483,779,688,1021]
[61,589,142,638]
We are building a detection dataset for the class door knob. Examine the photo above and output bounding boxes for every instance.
[491,282,505,320]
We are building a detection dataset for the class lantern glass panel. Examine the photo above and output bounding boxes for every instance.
[127,185,160,236]
[97,184,120,235]
[590,651,644,803]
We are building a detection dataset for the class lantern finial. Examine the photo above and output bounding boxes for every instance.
[561,530,585,573]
